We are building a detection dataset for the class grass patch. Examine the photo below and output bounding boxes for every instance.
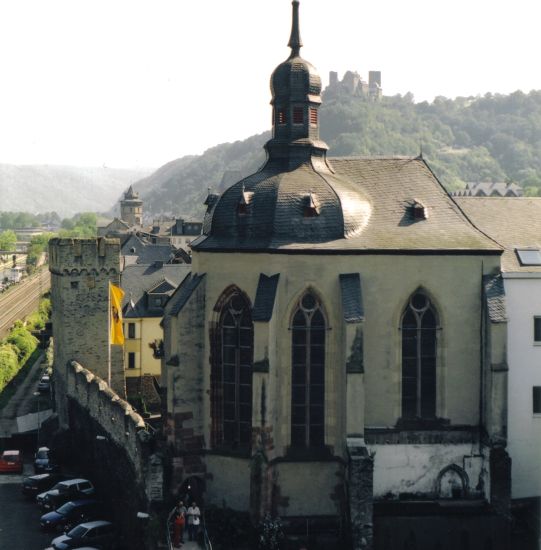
[0,348,42,411]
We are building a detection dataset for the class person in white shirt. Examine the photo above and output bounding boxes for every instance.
[187,501,201,541]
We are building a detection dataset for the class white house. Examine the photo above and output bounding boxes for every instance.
[458,196,541,545]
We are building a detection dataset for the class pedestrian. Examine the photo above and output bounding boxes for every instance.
[173,500,187,547]
[187,501,201,541]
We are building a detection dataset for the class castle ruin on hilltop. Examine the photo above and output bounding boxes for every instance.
[324,69,382,101]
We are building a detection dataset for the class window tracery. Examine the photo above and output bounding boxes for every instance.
[213,290,253,448]
[401,291,438,418]
[291,291,325,447]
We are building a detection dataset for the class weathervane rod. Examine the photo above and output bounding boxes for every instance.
[288,0,303,57]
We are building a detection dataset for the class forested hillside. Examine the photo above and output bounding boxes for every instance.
[135,89,541,219]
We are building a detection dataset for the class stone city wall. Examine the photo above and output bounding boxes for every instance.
[66,360,147,478]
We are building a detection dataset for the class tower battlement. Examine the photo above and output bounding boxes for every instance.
[49,237,120,275]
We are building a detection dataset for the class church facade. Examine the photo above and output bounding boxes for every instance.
[162,2,511,547]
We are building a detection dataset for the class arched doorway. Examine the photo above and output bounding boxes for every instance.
[179,476,205,507]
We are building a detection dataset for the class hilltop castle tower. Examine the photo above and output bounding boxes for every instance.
[120,185,143,226]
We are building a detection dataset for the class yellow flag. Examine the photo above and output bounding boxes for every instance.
[110,282,125,345]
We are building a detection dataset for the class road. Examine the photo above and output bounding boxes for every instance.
[0,352,49,439]
[0,269,50,339]
[0,465,55,549]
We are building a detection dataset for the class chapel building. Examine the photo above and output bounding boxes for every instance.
[162,3,511,548]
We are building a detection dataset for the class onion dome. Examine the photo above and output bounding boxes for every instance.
[266,0,327,163]
[193,1,371,251]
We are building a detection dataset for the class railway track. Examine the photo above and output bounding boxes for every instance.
[0,269,51,339]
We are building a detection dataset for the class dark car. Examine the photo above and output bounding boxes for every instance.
[40,499,102,531]
[50,520,115,549]
[34,446,59,473]
[38,374,51,393]
[40,478,95,510]
[21,473,64,499]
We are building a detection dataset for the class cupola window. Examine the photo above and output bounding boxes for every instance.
[309,108,318,126]
[277,110,287,125]
[237,185,253,216]
[293,107,304,124]
[303,191,320,218]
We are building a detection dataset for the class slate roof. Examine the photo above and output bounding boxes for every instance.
[253,274,280,322]
[141,219,202,237]
[193,157,502,254]
[165,273,206,317]
[456,197,541,272]
[123,185,141,200]
[339,273,364,323]
[121,233,176,265]
[483,274,507,322]
[121,264,191,317]
[199,159,371,247]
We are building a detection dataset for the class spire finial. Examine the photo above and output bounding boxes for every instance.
[288,0,303,57]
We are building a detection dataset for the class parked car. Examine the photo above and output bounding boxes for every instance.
[40,478,95,510]
[37,481,68,507]
[38,374,51,393]
[40,498,103,531]
[34,446,58,473]
[21,473,64,498]
[0,449,23,473]
[50,520,116,549]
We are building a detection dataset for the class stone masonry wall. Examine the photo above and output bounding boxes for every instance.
[66,361,147,479]
[61,361,154,550]
[165,277,207,496]
[49,237,125,428]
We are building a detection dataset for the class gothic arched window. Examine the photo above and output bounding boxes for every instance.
[214,291,253,448]
[401,291,438,418]
[291,292,326,448]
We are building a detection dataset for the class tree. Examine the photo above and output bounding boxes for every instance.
[0,230,17,252]
[26,232,54,273]
[58,212,97,238]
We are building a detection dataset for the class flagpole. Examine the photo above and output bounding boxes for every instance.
[108,281,112,387]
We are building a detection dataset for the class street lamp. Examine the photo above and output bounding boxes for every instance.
[33,391,40,447]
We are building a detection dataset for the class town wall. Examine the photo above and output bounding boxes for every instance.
[62,362,154,550]
[66,360,147,477]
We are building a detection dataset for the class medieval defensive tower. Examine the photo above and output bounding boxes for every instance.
[49,238,125,425]
[120,185,143,226]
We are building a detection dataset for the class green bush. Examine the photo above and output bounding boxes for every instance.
[26,297,51,331]
[6,326,38,362]
[0,344,20,391]
[44,338,54,369]
[26,311,44,330]
[39,297,51,319]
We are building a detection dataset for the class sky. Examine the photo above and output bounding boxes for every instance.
[1,0,540,169]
